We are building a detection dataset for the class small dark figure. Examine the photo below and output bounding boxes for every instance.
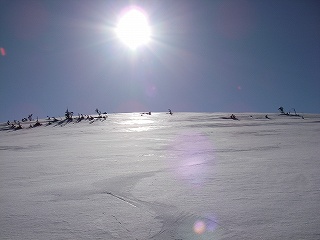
[168,109,173,115]
[95,108,101,116]
[142,112,152,115]
[289,108,297,115]
[28,114,33,121]
[7,120,10,125]
[265,115,270,119]
[278,107,285,114]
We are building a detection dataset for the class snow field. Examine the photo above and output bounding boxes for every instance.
[1,112,320,239]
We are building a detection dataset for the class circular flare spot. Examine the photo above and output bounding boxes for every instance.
[0,48,6,56]
[193,220,206,234]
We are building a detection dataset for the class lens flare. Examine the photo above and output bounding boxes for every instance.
[146,83,157,97]
[205,215,218,232]
[0,47,5,56]
[193,220,206,234]
[167,131,215,187]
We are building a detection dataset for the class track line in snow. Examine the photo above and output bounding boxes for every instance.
[104,191,138,208]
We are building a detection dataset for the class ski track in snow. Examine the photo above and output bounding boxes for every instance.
[1,112,320,240]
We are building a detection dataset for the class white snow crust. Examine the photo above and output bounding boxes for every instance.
[1,112,320,240]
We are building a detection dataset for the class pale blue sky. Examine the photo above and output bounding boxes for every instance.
[1,0,319,121]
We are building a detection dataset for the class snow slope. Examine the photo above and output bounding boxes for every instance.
[1,113,320,240]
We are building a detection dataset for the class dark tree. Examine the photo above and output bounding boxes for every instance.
[65,109,73,120]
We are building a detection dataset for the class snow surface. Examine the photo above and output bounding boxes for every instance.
[1,112,320,240]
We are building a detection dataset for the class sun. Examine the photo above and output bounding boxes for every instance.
[116,7,151,50]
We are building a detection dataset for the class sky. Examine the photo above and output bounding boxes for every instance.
[0,0,319,122]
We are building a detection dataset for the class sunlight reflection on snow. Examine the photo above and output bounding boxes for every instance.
[115,115,155,132]
[117,118,154,125]
[126,126,152,132]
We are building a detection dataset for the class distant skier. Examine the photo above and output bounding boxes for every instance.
[168,109,173,115]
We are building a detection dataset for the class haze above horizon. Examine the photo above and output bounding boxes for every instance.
[0,0,319,122]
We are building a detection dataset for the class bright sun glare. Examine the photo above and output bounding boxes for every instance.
[116,7,151,50]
